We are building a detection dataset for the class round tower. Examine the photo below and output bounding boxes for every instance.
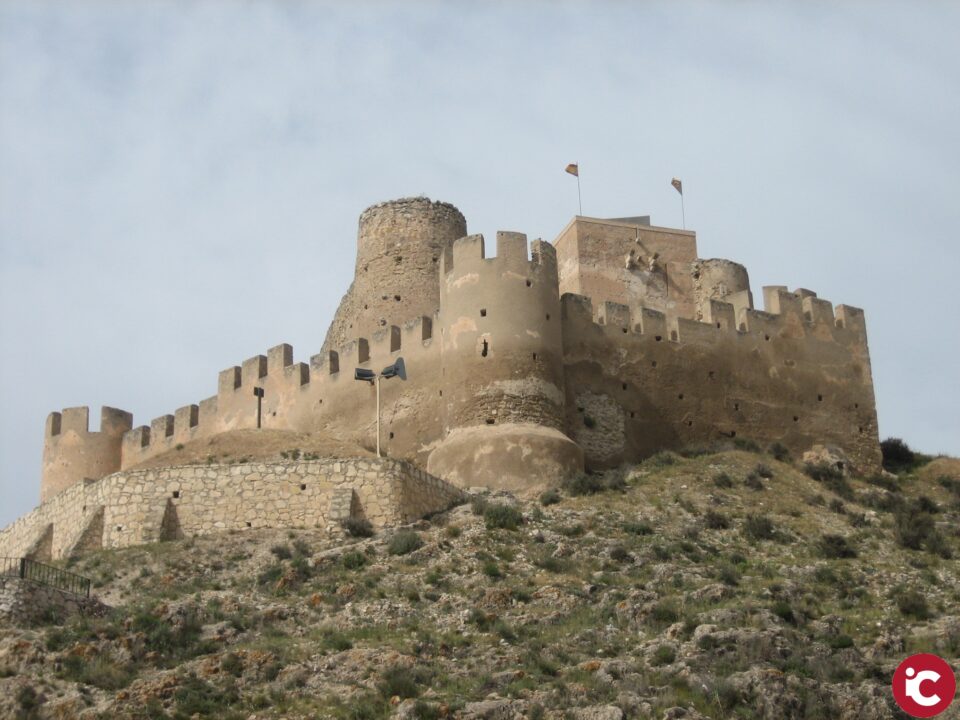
[427,231,583,493]
[322,197,467,353]
[692,258,751,320]
[41,406,133,503]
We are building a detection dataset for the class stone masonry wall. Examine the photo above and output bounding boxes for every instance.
[0,459,463,562]
[0,577,108,625]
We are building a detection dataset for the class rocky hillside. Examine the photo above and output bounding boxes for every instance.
[2,446,959,720]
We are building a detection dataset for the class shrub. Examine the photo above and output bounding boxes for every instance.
[60,655,134,690]
[539,489,561,506]
[742,514,776,542]
[717,563,741,586]
[342,517,375,538]
[894,503,949,556]
[649,600,680,625]
[609,545,631,563]
[743,471,764,490]
[894,588,933,620]
[174,673,238,716]
[484,503,523,531]
[769,442,791,462]
[624,520,654,536]
[828,634,855,649]
[318,628,353,652]
[866,473,901,492]
[819,534,857,559]
[652,645,676,666]
[378,665,430,700]
[828,499,846,515]
[772,600,799,626]
[733,437,762,453]
[533,554,570,573]
[938,475,960,497]
[646,451,680,467]
[755,463,774,479]
[881,437,916,473]
[713,472,734,488]
[269,544,292,560]
[703,510,730,530]
[341,551,367,570]
[563,472,605,496]
[804,462,842,482]
[470,496,489,516]
[388,531,423,556]
[482,560,502,578]
[220,652,244,677]
[16,685,40,715]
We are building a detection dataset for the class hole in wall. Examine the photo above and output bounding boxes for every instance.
[394,295,401,301]
[526,279,532,287]
[439,390,443,396]
[622,382,627,390]
[630,411,635,418]
[246,521,252,528]
[395,256,402,264]
[622,327,628,333]
[739,323,747,331]
[678,393,684,400]
[389,432,394,439]
[651,361,658,368]
[764,334,770,341]
[172,491,180,499]
[793,415,799,422]
[730,431,737,438]
[481,340,489,357]
[546,313,550,320]
[686,420,693,427]
[480,308,487,317]
[716,322,721,329]
[734,403,740,411]
[532,353,538,361]
[655,335,662,342]
[708,371,715,379]
[116,526,123,532]
[817,394,823,402]
[486,418,495,425]
[300,483,306,491]
[577,406,584,412]
[854,403,859,409]
[363,265,368,273]
[319,399,323,405]
[858,426,864,433]
[364,304,368,309]
[670,331,678,341]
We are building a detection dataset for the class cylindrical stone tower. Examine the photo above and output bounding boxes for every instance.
[692,258,751,320]
[427,231,583,493]
[321,197,467,353]
[41,406,132,502]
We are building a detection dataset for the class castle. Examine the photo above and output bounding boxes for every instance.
[1,196,881,560]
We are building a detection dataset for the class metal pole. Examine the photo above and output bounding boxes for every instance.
[681,193,686,230]
[375,375,381,458]
[577,161,582,215]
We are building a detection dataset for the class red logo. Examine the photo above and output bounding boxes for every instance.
[893,654,956,717]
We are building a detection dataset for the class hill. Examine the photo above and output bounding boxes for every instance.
[2,446,958,719]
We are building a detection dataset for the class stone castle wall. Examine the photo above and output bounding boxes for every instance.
[2,458,463,561]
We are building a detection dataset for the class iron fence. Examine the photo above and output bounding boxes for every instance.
[0,557,91,598]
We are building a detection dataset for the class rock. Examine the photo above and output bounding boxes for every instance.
[460,699,521,719]
[802,444,853,475]
[570,705,624,720]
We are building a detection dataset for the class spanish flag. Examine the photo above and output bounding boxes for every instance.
[671,177,683,195]
[565,163,579,177]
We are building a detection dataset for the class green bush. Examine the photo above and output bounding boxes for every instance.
[470,496,489,516]
[220,652,244,677]
[646,450,680,467]
[819,534,857,559]
[894,588,933,620]
[341,517,375,538]
[60,655,134,690]
[733,438,762,453]
[318,628,353,652]
[768,442,791,462]
[771,600,799,626]
[388,531,423,556]
[563,472,605,496]
[881,437,916,473]
[173,673,239,716]
[482,560,502,578]
[539,489,561,506]
[742,514,777,542]
[755,463,774,479]
[717,563,741,586]
[609,545,631,563]
[713,472,734,488]
[624,520,653,536]
[894,503,951,557]
[803,462,842,483]
[703,510,730,530]
[341,551,367,570]
[651,645,676,666]
[866,473,901,492]
[743,471,764,490]
[378,665,430,700]
[269,544,292,560]
[649,600,680,625]
[16,685,40,716]
[484,503,523,531]
[938,475,960,497]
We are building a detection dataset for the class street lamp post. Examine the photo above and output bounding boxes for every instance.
[354,357,406,457]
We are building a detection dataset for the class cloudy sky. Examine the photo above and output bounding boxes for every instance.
[1,1,957,528]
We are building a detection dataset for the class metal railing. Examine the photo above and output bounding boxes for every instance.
[0,557,91,598]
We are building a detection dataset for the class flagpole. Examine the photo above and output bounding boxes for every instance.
[576,161,582,215]
[680,193,685,230]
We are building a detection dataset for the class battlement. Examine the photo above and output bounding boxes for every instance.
[562,284,867,349]
[442,232,557,277]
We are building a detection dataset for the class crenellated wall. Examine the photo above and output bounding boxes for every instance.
[560,286,881,473]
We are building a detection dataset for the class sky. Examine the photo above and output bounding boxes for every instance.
[1,1,958,528]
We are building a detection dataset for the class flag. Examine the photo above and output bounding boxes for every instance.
[671,177,683,195]
[565,163,579,177]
